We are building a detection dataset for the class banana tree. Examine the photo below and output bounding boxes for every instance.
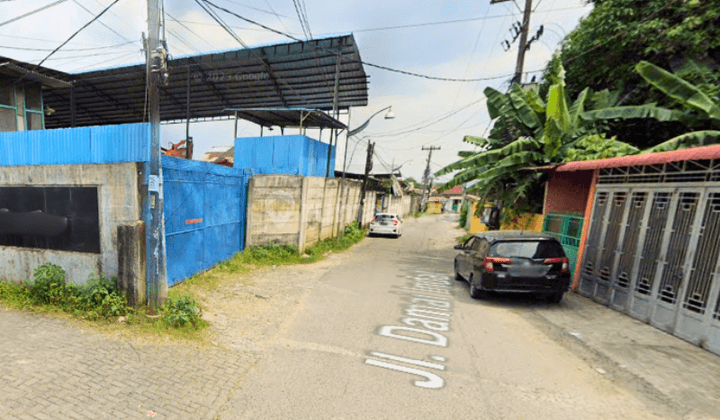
[435,65,636,209]
[582,60,720,152]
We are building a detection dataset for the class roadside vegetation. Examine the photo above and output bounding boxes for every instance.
[435,0,719,215]
[0,222,366,341]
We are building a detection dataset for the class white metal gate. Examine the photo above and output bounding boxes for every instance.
[578,163,720,355]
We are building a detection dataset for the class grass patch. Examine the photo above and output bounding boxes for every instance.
[456,233,472,244]
[411,211,427,218]
[0,263,208,342]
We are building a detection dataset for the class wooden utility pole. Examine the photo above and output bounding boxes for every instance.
[357,139,374,224]
[421,146,440,210]
[145,0,167,308]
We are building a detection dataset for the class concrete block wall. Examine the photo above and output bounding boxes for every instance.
[0,163,142,284]
[246,175,378,252]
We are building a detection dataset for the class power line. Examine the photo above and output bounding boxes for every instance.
[0,0,69,28]
[0,40,137,52]
[166,12,216,50]
[35,0,121,68]
[200,0,541,83]
[72,0,135,43]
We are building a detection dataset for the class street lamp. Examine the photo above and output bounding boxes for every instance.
[343,106,394,178]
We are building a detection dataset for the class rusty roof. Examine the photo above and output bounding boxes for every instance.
[555,144,720,172]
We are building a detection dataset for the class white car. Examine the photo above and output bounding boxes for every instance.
[369,213,403,238]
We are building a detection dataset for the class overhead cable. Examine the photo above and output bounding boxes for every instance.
[0,0,69,28]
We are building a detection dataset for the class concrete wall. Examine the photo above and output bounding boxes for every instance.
[246,175,402,251]
[0,163,142,284]
[467,201,544,234]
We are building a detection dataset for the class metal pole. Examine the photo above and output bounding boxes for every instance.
[233,111,238,139]
[513,0,533,85]
[342,108,351,179]
[357,139,374,225]
[145,0,167,309]
[326,52,342,178]
[185,65,191,159]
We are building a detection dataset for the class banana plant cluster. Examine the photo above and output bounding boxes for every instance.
[435,65,636,207]
[583,60,720,152]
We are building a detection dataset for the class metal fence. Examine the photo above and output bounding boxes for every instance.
[578,162,720,355]
[234,135,336,177]
[542,213,584,280]
[162,156,251,286]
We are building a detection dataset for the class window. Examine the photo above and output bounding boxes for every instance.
[490,240,566,259]
[24,83,44,131]
[0,79,17,132]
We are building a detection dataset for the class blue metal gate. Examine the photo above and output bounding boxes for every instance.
[162,156,251,286]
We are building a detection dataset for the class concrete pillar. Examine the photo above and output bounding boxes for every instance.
[298,177,309,253]
[117,221,147,308]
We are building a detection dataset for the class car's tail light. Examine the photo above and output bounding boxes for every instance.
[483,257,512,272]
[544,257,569,273]
[393,220,399,225]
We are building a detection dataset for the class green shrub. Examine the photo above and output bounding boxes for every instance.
[28,263,73,305]
[77,273,127,319]
[162,294,201,328]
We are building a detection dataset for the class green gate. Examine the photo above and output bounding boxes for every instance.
[542,214,584,279]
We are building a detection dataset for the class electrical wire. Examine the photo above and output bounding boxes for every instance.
[0,0,69,28]
[0,40,137,52]
[200,0,543,83]
[34,0,121,68]
[72,0,135,43]
[166,12,216,50]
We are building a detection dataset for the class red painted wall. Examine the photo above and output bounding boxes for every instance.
[544,170,594,215]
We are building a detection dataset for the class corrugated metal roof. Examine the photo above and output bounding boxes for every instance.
[38,34,368,129]
[225,108,347,129]
[555,144,720,172]
[0,61,71,88]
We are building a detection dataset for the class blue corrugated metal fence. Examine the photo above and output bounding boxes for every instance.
[0,123,150,166]
[234,135,336,177]
[162,156,251,286]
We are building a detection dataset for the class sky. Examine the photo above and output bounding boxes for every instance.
[1,0,594,182]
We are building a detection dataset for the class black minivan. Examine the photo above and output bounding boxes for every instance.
[454,231,571,303]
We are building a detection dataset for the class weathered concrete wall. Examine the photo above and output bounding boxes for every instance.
[379,194,412,218]
[246,175,377,251]
[245,175,304,248]
[0,163,142,284]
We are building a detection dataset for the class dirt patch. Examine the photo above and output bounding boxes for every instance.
[199,250,354,353]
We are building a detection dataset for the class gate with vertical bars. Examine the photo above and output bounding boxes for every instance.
[578,160,720,355]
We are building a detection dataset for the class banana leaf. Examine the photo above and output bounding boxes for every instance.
[509,84,541,129]
[484,87,510,120]
[582,105,686,122]
[644,130,720,153]
[636,61,720,121]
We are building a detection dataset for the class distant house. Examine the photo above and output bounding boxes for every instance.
[201,146,234,167]
[440,185,464,213]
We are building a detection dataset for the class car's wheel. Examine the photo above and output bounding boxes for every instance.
[469,277,485,299]
[548,292,564,303]
[454,262,463,281]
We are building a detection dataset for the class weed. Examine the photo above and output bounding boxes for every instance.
[161,293,202,328]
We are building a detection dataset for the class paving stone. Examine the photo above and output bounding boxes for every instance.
[0,309,255,419]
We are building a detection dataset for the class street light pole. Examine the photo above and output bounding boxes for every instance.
[343,106,394,178]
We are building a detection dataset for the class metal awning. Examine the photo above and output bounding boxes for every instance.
[225,108,347,130]
[555,144,720,172]
[0,61,71,88]
[35,33,368,129]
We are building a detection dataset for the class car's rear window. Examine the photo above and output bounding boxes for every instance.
[489,240,565,259]
[375,215,395,221]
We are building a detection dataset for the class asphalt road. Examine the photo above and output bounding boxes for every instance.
[219,215,677,420]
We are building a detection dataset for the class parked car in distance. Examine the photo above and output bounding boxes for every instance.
[453,231,571,303]
[368,213,403,238]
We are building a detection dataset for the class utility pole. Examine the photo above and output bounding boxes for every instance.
[145,0,168,309]
[421,146,440,210]
[357,139,374,225]
[513,0,533,85]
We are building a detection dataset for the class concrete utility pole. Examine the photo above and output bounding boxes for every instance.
[514,0,533,85]
[145,0,168,309]
[421,146,440,210]
[357,139,374,225]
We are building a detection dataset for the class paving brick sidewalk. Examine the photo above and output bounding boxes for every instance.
[0,309,256,420]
